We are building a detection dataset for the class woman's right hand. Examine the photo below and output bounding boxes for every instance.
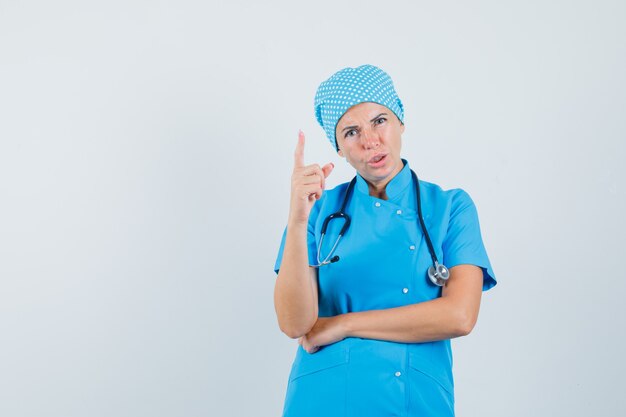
[289,130,334,225]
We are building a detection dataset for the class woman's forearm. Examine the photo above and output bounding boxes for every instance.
[274,221,318,339]
[340,297,469,343]
[328,265,483,345]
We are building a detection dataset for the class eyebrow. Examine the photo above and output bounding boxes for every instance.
[341,113,388,133]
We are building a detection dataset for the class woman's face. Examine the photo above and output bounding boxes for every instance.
[335,102,405,190]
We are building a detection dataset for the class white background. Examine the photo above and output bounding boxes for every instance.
[1,1,624,416]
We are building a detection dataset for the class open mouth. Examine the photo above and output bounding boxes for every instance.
[368,154,387,166]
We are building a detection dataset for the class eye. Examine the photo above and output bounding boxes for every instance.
[375,117,387,125]
[344,129,358,139]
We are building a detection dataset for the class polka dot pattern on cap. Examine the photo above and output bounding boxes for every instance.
[314,64,404,150]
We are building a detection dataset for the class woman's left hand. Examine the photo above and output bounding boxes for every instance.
[298,315,347,354]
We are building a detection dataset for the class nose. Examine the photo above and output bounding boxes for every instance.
[361,128,380,149]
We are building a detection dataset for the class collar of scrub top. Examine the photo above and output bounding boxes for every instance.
[354,158,413,202]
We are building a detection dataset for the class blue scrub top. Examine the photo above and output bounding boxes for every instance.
[274,159,497,417]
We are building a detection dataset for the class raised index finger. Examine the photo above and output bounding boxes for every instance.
[294,130,305,168]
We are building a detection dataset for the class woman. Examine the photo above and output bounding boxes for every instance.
[273,64,497,417]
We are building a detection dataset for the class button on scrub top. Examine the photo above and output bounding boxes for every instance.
[273,159,497,417]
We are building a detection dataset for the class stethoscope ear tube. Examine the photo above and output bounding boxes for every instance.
[314,179,356,267]
[322,212,351,237]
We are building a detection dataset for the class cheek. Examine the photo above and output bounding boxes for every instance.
[343,152,359,167]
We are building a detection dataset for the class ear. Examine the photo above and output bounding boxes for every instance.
[400,122,405,134]
[335,137,345,157]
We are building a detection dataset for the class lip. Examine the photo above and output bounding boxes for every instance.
[367,153,388,167]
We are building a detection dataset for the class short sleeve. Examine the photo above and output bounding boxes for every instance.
[442,189,497,291]
[273,222,319,275]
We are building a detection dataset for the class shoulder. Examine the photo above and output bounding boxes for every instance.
[417,178,474,211]
[325,179,353,199]
[308,178,354,221]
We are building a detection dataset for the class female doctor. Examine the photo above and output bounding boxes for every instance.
[273,64,497,417]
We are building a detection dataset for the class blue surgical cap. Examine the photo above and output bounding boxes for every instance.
[314,64,405,151]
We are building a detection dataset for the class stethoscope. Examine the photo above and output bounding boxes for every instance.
[314,169,450,287]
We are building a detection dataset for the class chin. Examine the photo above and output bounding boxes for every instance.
[363,166,392,181]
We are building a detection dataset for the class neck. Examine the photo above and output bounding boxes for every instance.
[367,181,390,200]
[364,159,405,200]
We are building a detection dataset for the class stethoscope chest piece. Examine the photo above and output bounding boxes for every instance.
[428,262,450,287]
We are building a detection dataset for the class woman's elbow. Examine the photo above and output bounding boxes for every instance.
[456,310,479,336]
[278,318,315,339]
[281,327,305,339]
